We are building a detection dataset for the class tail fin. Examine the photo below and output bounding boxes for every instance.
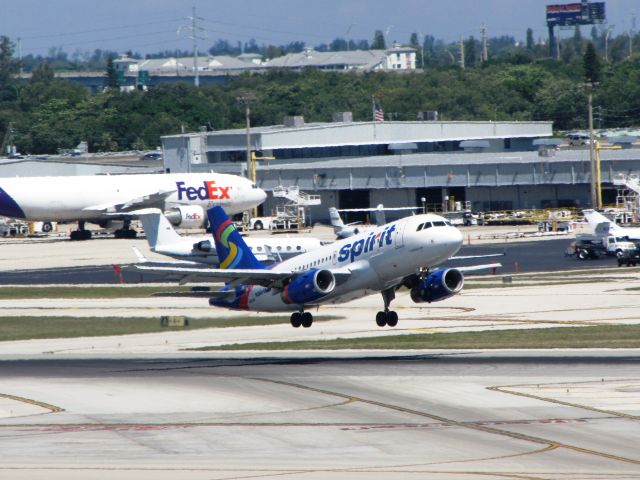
[583,209,620,235]
[328,207,344,228]
[135,208,182,250]
[374,204,386,226]
[207,206,265,270]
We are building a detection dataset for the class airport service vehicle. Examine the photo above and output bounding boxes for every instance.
[617,248,640,267]
[138,206,502,329]
[135,208,325,266]
[573,235,636,260]
[0,172,266,240]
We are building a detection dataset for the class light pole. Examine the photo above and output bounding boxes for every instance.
[236,92,257,217]
[421,196,426,214]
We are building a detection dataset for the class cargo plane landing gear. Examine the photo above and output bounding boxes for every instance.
[376,287,398,327]
[290,310,313,328]
[70,221,92,241]
[114,219,137,239]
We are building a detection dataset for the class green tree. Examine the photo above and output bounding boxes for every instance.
[464,36,477,68]
[372,30,386,50]
[104,55,118,89]
[0,36,20,101]
[526,28,535,51]
[573,26,584,55]
[583,42,600,83]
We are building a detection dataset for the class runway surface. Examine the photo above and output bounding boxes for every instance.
[0,238,618,284]
[1,352,639,479]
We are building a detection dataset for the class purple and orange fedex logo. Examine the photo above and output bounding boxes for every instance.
[176,181,231,201]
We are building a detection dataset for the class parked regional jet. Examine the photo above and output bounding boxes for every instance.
[583,209,640,240]
[135,208,325,265]
[138,206,498,329]
[329,205,420,238]
[0,172,265,240]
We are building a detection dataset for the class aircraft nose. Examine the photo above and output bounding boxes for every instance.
[446,227,464,253]
[255,186,267,204]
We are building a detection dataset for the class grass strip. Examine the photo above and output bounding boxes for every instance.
[0,286,191,299]
[194,324,640,351]
[0,315,338,341]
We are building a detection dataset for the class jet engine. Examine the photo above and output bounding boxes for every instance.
[410,268,464,303]
[193,239,213,252]
[165,205,206,228]
[282,269,336,304]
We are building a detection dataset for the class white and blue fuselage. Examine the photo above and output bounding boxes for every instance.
[217,213,463,312]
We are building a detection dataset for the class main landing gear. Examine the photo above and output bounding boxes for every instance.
[376,287,399,327]
[70,221,92,241]
[114,219,137,239]
[290,311,313,328]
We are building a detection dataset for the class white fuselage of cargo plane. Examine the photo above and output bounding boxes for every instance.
[224,214,464,312]
[0,173,266,222]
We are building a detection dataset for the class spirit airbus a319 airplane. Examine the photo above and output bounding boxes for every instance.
[141,206,496,328]
[0,172,265,240]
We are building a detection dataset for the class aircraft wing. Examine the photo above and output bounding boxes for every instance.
[134,264,354,287]
[83,188,176,214]
[449,253,505,260]
[454,263,502,272]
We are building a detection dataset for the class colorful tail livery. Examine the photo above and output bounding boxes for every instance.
[208,206,265,270]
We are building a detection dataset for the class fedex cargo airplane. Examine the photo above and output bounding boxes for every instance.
[0,173,266,240]
[140,206,494,328]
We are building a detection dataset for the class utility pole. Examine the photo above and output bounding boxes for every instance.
[603,26,612,62]
[178,6,206,87]
[17,37,22,75]
[459,36,465,69]
[581,82,599,209]
[481,24,488,62]
[236,92,257,216]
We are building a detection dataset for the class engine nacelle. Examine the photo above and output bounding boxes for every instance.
[193,240,213,252]
[282,269,336,305]
[410,269,464,304]
[165,205,205,228]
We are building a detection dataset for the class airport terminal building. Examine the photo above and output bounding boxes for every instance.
[161,117,640,220]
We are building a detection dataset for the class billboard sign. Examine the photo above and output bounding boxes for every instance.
[546,1,605,26]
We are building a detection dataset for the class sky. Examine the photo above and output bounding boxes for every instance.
[1,0,637,57]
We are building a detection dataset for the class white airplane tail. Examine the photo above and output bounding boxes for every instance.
[134,208,182,249]
[583,209,620,236]
[373,204,386,226]
[328,207,345,229]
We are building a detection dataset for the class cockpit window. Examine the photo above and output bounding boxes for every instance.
[433,221,446,227]
[444,221,452,226]
[417,223,424,231]
[417,222,433,231]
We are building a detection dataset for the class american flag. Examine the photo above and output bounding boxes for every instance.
[372,99,384,122]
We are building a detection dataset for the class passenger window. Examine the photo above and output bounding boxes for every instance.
[296,246,301,250]
[257,246,263,251]
[287,246,291,251]
[277,246,282,251]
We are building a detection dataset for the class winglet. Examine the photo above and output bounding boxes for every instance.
[207,206,266,270]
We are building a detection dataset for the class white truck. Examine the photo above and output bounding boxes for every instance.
[573,234,637,260]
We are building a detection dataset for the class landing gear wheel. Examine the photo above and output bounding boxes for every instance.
[290,312,302,328]
[376,311,387,327]
[301,312,313,328]
[386,310,398,327]
[115,228,137,239]
[70,229,92,241]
